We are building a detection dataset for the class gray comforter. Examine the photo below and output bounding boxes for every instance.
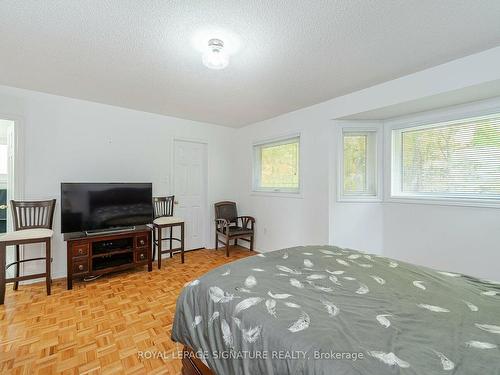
[171,246,500,374]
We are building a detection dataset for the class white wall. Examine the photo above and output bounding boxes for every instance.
[332,202,384,254]
[0,85,238,280]
[235,46,500,280]
[383,203,499,280]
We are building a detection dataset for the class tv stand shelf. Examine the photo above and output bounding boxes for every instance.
[91,248,133,258]
[64,226,152,289]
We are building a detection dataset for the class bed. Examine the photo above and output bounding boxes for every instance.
[171,246,500,374]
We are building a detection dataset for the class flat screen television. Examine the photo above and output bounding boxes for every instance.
[61,183,153,234]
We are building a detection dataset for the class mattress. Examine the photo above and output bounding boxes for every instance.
[171,246,500,374]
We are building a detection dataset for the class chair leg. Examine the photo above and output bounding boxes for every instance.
[234,239,237,247]
[45,239,51,296]
[158,227,162,269]
[0,243,6,304]
[250,235,254,251]
[169,226,173,258]
[180,223,185,264]
[13,245,20,290]
[225,235,230,257]
[152,226,156,262]
[215,232,218,250]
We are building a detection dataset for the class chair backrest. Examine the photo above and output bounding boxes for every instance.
[214,201,238,222]
[11,199,56,231]
[153,196,174,219]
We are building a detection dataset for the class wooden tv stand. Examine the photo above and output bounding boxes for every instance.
[64,226,152,290]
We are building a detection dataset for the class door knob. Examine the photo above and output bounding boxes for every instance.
[0,205,7,210]
[174,201,179,205]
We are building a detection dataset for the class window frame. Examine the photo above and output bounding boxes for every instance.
[252,133,302,195]
[337,125,383,202]
[387,110,500,208]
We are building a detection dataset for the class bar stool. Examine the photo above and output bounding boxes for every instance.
[152,196,185,268]
[0,199,56,304]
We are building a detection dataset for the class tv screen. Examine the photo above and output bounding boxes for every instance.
[61,183,153,233]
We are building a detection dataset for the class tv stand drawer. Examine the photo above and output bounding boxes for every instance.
[73,259,89,274]
[135,249,148,263]
[136,235,148,248]
[72,243,89,258]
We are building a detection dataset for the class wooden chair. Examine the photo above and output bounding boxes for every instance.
[152,196,185,268]
[0,199,56,304]
[214,201,255,257]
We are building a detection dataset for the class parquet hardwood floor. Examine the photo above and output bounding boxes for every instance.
[0,247,254,375]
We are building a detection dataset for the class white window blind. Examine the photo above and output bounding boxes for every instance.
[341,131,377,197]
[253,136,300,193]
[392,113,500,201]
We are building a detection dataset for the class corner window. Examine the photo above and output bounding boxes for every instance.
[391,113,500,203]
[339,129,379,200]
[253,136,300,193]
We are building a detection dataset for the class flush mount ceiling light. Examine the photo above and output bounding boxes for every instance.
[202,38,229,70]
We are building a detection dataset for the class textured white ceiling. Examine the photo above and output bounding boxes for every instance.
[1,1,500,127]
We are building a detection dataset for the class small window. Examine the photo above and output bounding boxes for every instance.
[253,136,300,193]
[391,113,500,202]
[340,130,378,199]
[0,145,7,174]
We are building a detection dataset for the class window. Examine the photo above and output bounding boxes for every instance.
[391,113,500,203]
[0,145,7,175]
[253,136,300,193]
[339,130,378,200]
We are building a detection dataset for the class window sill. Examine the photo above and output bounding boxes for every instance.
[251,190,303,199]
[387,195,500,209]
[337,197,383,203]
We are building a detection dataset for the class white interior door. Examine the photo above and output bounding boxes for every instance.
[173,140,207,250]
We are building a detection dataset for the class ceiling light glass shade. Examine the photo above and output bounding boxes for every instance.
[202,39,229,70]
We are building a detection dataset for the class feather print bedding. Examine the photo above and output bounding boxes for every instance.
[171,246,500,375]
